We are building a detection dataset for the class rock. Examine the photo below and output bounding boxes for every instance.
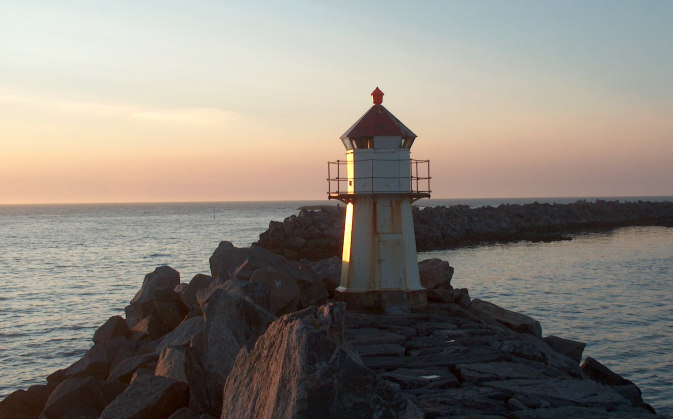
[93,316,129,344]
[154,316,205,355]
[249,268,301,315]
[469,299,542,338]
[65,337,137,379]
[0,384,53,419]
[41,377,126,419]
[209,242,328,311]
[100,375,189,419]
[483,378,633,409]
[581,356,631,386]
[354,343,406,357]
[46,369,66,386]
[125,266,187,339]
[581,356,655,413]
[156,346,188,383]
[220,302,422,419]
[221,278,271,310]
[298,256,341,296]
[426,288,471,307]
[131,266,181,314]
[543,335,585,363]
[455,361,551,383]
[209,242,286,283]
[294,269,329,308]
[256,201,673,255]
[107,353,158,383]
[180,274,213,313]
[185,288,275,416]
[418,258,454,289]
[168,407,217,419]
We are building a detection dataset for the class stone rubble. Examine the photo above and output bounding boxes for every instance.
[255,201,673,260]
[0,241,660,418]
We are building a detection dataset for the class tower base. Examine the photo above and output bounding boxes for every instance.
[334,287,427,313]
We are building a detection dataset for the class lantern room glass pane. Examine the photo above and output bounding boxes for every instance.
[353,138,373,149]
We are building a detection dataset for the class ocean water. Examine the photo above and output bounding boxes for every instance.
[1,198,671,415]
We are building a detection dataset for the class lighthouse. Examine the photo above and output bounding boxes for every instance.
[328,88,431,310]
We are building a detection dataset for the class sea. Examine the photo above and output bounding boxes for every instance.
[1,197,671,415]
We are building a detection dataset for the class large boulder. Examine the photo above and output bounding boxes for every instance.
[543,335,586,363]
[469,299,542,338]
[298,256,341,296]
[41,377,126,419]
[179,274,213,314]
[209,242,328,310]
[250,268,301,315]
[581,356,655,413]
[125,266,188,339]
[209,242,286,283]
[93,316,129,344]
[131,266,181,311]
[64,337,137,379]
[418,258,454,289]
[220,302,423,419]
[100,375,189,419]
[185,288,276,416]
[0,384,54,419]
[155,346,188,383]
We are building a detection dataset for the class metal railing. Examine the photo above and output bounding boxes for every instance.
[327,158,431,201]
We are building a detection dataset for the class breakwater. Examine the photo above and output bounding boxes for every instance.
[255,200,673,260]
[0,242,659,418]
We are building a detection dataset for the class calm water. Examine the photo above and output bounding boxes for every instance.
[1,198,671,415]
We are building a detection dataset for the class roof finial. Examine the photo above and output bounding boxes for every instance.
[371,87,384,105]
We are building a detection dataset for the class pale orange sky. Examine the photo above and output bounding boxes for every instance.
[1,2,672,204]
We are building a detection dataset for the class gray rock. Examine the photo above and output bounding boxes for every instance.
[154,316,205,354]
[418,258,454,289]
[65,337,137,379]
[249,268,301,315]
[470,299,542,338]
[156,346,188,383]
[581,356,655,413]
[180,274,213,313]
[0,384,53,419]
[581,356,631,386]
[221,278,271,310]
[131,266,181,314]
[543,335,585,363]
[354,343,406,357]
[107,353,158,383]
[100,375,189,419]
[483,378,633,408]
[220,302,422,419]
[41,377,126,419]
[185,288,275,416]
[93,316,129,344]
[209,241,285,283]
[298,256,341,296]
[455,361,551,383]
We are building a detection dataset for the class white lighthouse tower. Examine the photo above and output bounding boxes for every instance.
[328,88,431,310]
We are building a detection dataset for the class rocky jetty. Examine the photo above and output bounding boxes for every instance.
[0,243,659,418]
[255,200,673,260]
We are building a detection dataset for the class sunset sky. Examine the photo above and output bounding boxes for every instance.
[1,1,672,204]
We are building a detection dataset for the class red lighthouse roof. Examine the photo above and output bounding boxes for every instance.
[340,88,417,141]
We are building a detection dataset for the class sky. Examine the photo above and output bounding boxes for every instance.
[1,1,672,204]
